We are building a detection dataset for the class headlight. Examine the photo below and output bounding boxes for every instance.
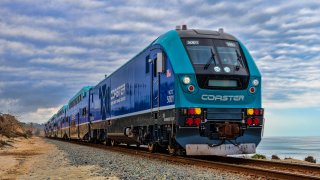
[252,79,259,86]
[247,108,254,115]
[195,108,202,115]
[224,67,231,73]
[183,76,191,84]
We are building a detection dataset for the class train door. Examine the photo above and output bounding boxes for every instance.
[150,50,165,118]
[150,53,159,120]
[148,49,166,151]
[152,57,159,109]
[69,116,71,139]
[60,119,62,138]
[77,113,80,139]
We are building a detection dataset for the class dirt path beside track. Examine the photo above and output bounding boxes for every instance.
[0,137,113,180]
[1,137,252,179]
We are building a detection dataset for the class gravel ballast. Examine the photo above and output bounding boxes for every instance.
[46,139,251,179]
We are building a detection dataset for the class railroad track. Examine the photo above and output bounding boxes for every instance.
[50,138,320,180]
[197,155,320,178]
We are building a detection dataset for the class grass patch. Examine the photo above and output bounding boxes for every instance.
[251,154,266,159]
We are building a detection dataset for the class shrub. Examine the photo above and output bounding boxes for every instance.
[0,140,4,147]
[305,156,316,163]
[271,154,280,160]
[34,129,41,136]
[25,130,33,138]
[0,140,12,147]
[0,114,29,138]
[251,154,266,159]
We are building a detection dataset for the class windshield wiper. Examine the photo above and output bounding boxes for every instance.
[235,50,244,66]
[235,50,244,71]
[204,49,217,70]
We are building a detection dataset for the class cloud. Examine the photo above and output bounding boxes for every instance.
[0,0,320,124]
[0,22,62,42]
[0,98,20,113]
[43,46,88,55]
[0,39,39,55]
[20,106,61,123]
[258,55,320,108]
[29,57,122,71]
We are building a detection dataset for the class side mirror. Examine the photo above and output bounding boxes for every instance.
[157,52,165,73]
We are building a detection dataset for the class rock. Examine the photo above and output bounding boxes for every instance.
[46,139,250,179]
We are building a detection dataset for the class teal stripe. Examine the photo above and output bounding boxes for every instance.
[239,41,261,77]
[153,30,194,74]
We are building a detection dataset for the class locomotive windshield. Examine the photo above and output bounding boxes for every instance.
[183,38,249,90]
[185,45,216,65]
[184,39,248,75]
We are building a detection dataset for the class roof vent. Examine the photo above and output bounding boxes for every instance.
[182,24,187,30]
[175,25,181,30]
[218,28,224,34]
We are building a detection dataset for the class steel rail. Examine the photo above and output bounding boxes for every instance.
[195,155,320,177]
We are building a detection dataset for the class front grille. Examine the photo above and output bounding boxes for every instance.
[206,108,242,121]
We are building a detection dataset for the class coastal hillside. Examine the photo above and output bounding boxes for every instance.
[0,113,29,138]
[0,113,36,147]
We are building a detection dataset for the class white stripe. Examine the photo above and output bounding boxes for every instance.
[60,122,90,128]
[91,104,175,122]
[107,133,124,136]
[151,104,175,112]
[178,126,199,129]
[91,119,105,123]
[77,122,90,126]
[107,104,175,120]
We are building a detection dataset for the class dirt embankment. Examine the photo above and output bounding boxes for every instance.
[0,114,32,147]
[0,137,113,179]
[0,114,108,179]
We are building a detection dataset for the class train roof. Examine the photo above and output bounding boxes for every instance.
[176,28,237,41]
[49,114,57,122]
[68,86,93,105]
[57,105,67,115]
[94,27,239,87]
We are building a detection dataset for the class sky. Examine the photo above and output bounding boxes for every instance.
[0,0,319,136]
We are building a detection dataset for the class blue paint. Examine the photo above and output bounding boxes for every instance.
[57,105,67,129]
[90,44,175,121]
[66,86,92,126]
[47,29,264,152]
[153,30,194,74]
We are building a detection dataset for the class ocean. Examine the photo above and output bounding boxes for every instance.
[256,136,320,163]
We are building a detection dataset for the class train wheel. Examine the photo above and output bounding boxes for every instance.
[148,143,156,153]
[168,145,176,155]
[111,140,116,147]
[105,138,111,146]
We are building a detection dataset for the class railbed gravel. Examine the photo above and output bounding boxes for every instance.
[46,139,251,179]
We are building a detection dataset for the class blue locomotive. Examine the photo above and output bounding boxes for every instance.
[45,26,264,155]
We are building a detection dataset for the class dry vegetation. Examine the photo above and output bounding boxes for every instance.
[271,154,280,160]
[0,114,30,137]
[0,113,32,148]
[305,156,317,163]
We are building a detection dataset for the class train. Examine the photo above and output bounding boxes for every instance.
[45,25,264,156]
